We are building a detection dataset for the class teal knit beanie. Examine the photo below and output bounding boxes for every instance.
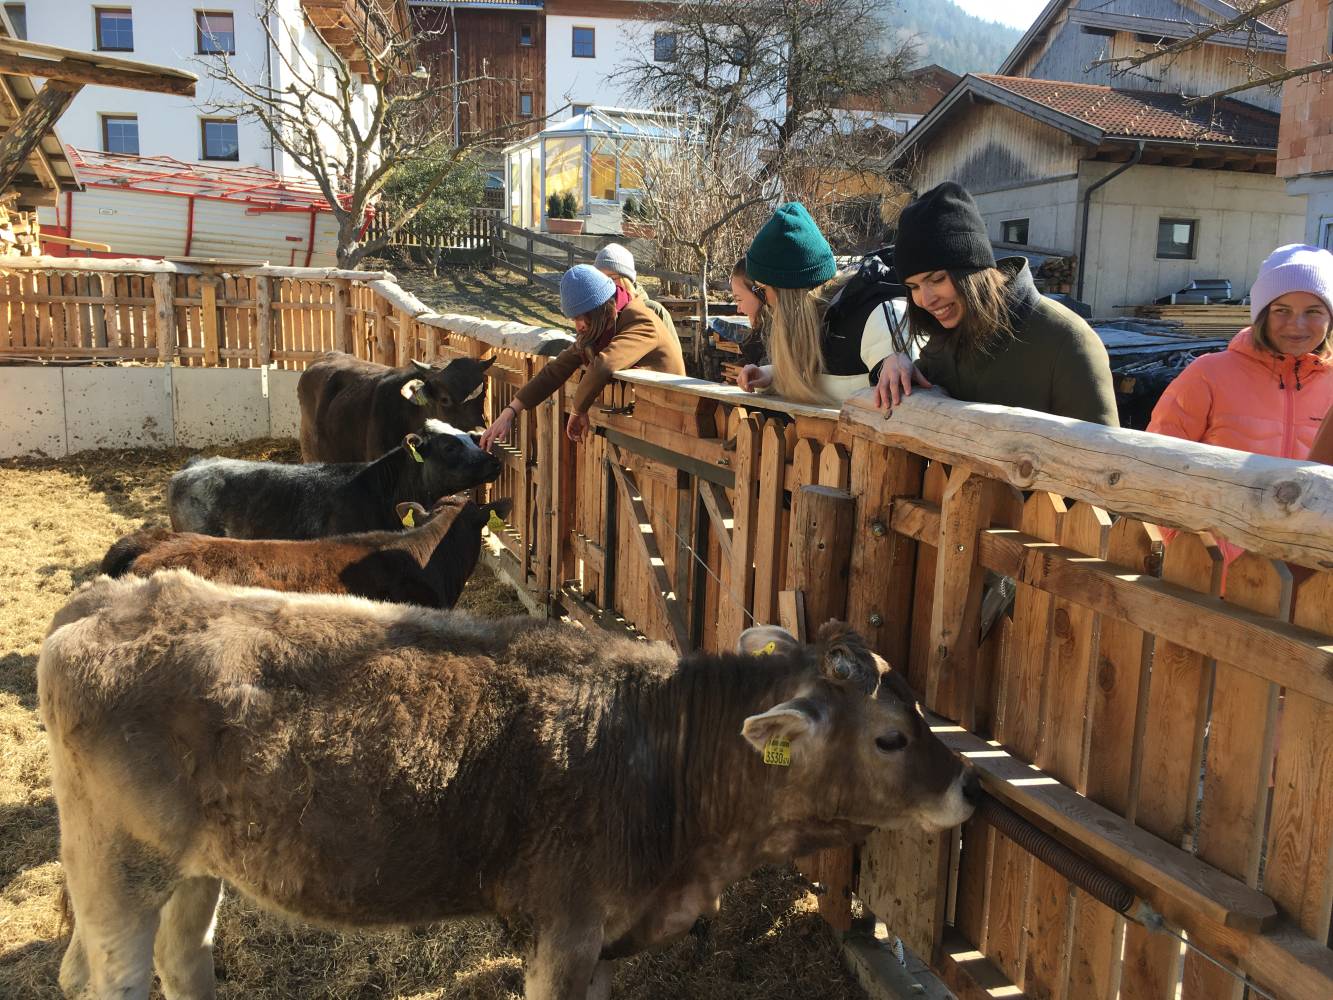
[746,202,836,289]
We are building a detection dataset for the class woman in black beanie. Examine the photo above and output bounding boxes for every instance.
[886,182,1118,426]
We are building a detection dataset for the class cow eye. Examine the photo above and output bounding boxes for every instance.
[875,732,908,754]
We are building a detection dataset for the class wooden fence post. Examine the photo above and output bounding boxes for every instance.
[255,276,273,367]
[200,275,220,367]
[927,467,989,726]
[333,278,351,354]
[153,272,176,364]
[372,294,393,365]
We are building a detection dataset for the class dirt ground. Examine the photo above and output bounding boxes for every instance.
[391,263,569,330]
[0,440,865,999]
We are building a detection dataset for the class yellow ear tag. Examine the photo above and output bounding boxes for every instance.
[407,442,424,463]
[763,735,791,767]
[401,508,416,528]
[758,640,777,655]
[486,510,507,533]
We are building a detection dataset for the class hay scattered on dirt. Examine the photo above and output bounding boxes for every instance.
[0,440,865,999]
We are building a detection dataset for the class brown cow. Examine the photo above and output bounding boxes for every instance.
[40,576,975,1000]
[99,495,511,609]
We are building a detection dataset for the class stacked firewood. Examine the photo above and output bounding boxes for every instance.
[0,197,41,257]
[1036,255,1075,292]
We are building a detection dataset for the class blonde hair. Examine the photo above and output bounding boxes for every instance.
[765,271,855,406]
[1251,304,1333,359]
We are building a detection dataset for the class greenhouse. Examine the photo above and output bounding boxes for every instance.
[502,107,684,236]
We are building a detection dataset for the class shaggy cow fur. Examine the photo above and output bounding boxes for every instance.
[40,573,974,1000]
[100,495,510,608]
[167,420,500,539]
[299,351,495,462]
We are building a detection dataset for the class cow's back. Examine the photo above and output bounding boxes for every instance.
[168,457,361,538]
[40,572,553,924]
[300,352,413,463]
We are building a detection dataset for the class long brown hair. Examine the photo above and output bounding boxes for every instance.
[905,268,1015,358]
[575,298,618,352]
[1251,304,1333,359]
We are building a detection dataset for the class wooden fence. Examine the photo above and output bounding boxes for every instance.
[3,258,1333,1000]
[364,207,502,253]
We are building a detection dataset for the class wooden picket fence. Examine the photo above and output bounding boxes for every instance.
[2,257,1333,1000]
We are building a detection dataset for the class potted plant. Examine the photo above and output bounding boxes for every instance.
[621,196,656,239]
[547,191,584,235]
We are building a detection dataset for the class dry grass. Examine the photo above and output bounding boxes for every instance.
[0,441,865,999]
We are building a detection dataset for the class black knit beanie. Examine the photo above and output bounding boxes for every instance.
[893,182,996,280]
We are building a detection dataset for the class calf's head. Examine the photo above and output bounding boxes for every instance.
[402,356,494,432]
[402,421,503,498]
[738,622,977,833]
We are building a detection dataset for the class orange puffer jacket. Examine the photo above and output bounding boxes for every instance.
[1148,329,1332,459]
[1148,329,1333,567]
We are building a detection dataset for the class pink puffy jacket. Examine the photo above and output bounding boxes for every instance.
[1148,329,1333,566]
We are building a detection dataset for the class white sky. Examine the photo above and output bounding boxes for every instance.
[949,0,1050,31]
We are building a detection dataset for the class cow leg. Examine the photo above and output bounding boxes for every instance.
[153,876,222,1000]
[58,873,162,999]
[585,961,614,1000]
[524,922,604,1000]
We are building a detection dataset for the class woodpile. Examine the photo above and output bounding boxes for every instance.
[0,197,41,257]
[1035,255,1075,292]
[1133,304,1249,337]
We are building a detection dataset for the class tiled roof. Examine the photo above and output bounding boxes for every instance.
[975,74,1279,148]
[1219,0,1287,33]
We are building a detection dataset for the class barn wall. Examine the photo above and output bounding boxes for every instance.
[0,366,302,458]
[912,102,1081,195]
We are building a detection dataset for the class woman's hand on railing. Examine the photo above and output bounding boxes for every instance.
[480,406,516,452]
[874,353,932,410]
[737,364,774,393]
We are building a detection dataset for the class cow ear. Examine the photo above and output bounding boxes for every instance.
[479,355,496,371]
[400,378,429,407]
[410,359,432,373]
[817,620,878,693]
[737,624,798,658]
[395,501,429,527]
[741,699,824,756]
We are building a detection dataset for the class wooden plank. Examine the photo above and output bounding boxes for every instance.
[255,276,272,366]
[860,823,950,959]
[932,716,1278,935]
[890,504,1333,706]
[1265,570,1333,943]
[845,440,923,670]
[790,438,817,488]
[907,462,947,692]
[697,478,733,566]
[153,272,175,364]
[752,419,786,626]
[199,277,220,367]
[334,278,351,354]
[938,927,1032,1000]
[926,467,988,724]
[608,446,689,653]
[720,415,760,649]
[1183,553,1288,1000]
[818,442,849,490]
[0,80,81,192]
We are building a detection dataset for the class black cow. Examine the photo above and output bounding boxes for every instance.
[168,420,501,539]
[299,351,495,462]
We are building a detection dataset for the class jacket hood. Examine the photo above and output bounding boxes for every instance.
[997,256,1041,329]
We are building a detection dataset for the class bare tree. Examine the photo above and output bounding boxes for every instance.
[1090,0,1330,104]
[198,0,544,268]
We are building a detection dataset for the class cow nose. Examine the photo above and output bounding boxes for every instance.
[962,769,983,805]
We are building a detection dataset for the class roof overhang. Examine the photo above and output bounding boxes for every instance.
[890,75,1276,175]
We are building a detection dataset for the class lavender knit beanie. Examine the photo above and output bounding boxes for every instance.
[1250,244,1333,323]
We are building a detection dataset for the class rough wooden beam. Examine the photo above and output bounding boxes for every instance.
[842,389,1333,570]
[0,80,81,195]
[0,50,195,96]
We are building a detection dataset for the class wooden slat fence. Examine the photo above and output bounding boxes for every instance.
[364,206,502,252]
[3,257,1333,1000]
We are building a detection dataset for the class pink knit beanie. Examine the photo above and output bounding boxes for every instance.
[1250,243,1333,323]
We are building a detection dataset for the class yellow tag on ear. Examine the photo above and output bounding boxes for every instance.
[401,508,415,528]
[487,510,507,533]
[758,640,777,655]
[762,735,791,767]
[407,442,423,463]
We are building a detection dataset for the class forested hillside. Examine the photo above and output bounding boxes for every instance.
[885,1,1025,75]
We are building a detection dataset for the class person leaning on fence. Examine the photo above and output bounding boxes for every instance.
[728,258,770,368]
[479,264,686,449]
[734,202,909,406]
[594,243,678,341]
[1148,243,1333,567]
[876,182,1119,426]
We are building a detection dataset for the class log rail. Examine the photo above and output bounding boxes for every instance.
[3,258,1333,1000]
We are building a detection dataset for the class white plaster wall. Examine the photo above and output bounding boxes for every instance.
[545,15,656,116]
[1080,163,1307,314]
[0,365,301,458]
[25,1,375,179]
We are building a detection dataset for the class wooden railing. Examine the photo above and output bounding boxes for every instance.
[3,258,1332,1000]
[363,207,501,253]
[492,220,706,296]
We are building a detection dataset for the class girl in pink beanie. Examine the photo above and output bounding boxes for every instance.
[1149,243,1333,567]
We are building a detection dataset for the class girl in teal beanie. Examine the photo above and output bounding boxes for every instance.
[738,202,908,406]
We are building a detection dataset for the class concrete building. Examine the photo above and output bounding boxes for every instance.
[1276,0,1333,248]
[12,0,388,178]
[892,0,1306,315]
